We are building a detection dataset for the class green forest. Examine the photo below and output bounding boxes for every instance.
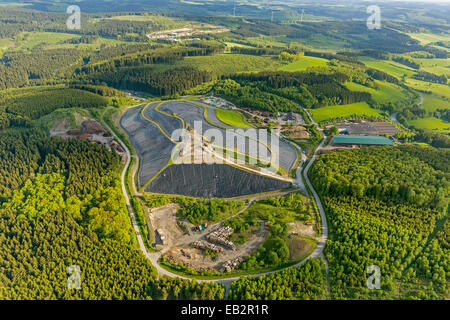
[311,145,449,299]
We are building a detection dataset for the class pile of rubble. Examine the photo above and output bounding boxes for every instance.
[221,257,245,273]
[191,240,223,253]
[206,227,236,250]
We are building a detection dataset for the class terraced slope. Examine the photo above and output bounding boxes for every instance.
[146,164,292,198]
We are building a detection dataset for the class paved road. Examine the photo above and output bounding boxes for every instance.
[102,104,330,298]
[391,95,423,123]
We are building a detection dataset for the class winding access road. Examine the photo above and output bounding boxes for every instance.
[101,104,330,297]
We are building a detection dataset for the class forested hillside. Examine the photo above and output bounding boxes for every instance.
[311,145,449,299]
[0,129,225,299]
[229,258,327,300]
[0,87,108,130]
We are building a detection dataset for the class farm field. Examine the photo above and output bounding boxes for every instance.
[419,94,450,112]
[407,117,450,133]
[179,54,282,77]
[344,81,408,104]
[405,78,450,99]
[215,109,252,128]
[14,32,79,51]
[411,58,450,77]
[407,32,450,45]
[278,56,329,72]
[309,102,381,123]
[246,36,290,48]
[360,57,417,79]
[13,31,131,51]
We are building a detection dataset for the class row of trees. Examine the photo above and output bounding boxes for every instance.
[413,71,448,84]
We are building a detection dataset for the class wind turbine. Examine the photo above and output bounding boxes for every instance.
[301,9,305,22]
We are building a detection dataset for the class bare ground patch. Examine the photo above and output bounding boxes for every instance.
[150,203,269,272]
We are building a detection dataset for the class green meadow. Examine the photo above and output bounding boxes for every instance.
[360,57,417,79]
[215,109,252,128]
[278,56,328,72]
[420,94,450,112]
[411,58,450,77]
[407,117,450,133]
[407,33,450,45]
[309,102,381,123]
[13,32,130,51]
[406,78,450,99]
[180,54,282,77]
[344,81,408,104]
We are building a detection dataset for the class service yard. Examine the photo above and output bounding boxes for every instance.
[149,203,269,273]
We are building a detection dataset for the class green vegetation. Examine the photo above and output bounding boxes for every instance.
[419,94,450,113]
[360,57,417,79]
[229,258,327,300]
[0,87,108,125]
[408,118,450,134]
[312,145,449,299]
[215,109,252,128]
[344,81,408,105]
[179,54,282,78]
[144,193,245,225]
[309,102,381,124]
[278,56,328,72]
[225,193,314,271]
[0,3,449,301]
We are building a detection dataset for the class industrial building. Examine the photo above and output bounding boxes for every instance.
[332,135,395,146]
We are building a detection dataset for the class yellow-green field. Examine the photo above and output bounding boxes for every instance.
[309,102,381,123]
[344,81,408,104]
[407,117,450,133]
[405,78,450,100]
[215,109,252,128]
[14,32,78,51]
[419,94,450,112]
[246,36,290,48]
[360,57,416,79]
[278,56,328,72]
[12,32,131,51]
[410,57,450,77]
[407,33,450,45]
[179,54,282,77]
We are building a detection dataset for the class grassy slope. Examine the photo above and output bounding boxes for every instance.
[361,57,417,78]
[278,56,328,72]
[179,54,282,78]
[215,109,252,128]
[344,81,407,104]
[407,117,450,133]
[13,31,132,51]
[309,102,381,123]
[420,93,450,112]
[405,78,450,99]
